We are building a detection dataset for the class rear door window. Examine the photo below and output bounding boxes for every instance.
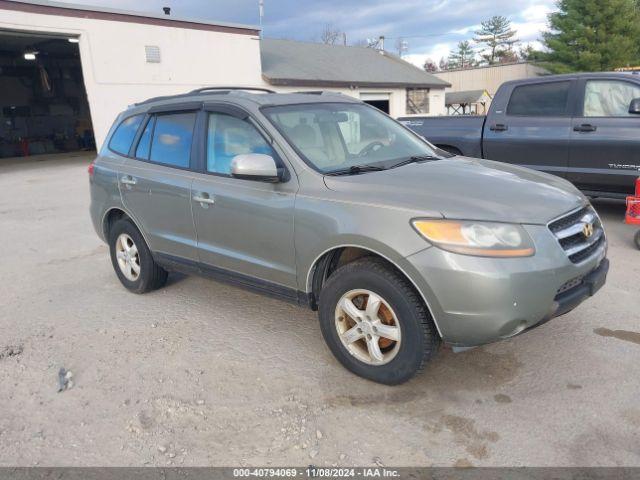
[149,112,197,168]
[507,81,572,117]
[109,114,143,155]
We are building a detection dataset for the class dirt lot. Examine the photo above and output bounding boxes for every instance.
[0,153,639,467]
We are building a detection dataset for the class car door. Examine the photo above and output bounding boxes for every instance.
[117,104,200,261]
[568,77,640,195]
[482,79,576,177]
[190,105,298,292]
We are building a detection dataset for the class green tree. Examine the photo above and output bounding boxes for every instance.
[474,16,518,64]
[447,41,476,68]
[519,43,543,62]
[542,0,640,73]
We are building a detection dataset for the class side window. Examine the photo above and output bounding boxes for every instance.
[149,112,196,168]
[135,116,155,160]
[583,80,640,117]
[207,113,274,175]
[109,114,143,155]
[507,81,571,117]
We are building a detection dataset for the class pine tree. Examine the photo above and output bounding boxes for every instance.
[447,41,476,69]
[474,16,518,64]
[542,0,640,73]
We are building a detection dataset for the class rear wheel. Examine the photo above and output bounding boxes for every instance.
[318,257,440,384]
[108,218,168,293]
[635,230,640,250]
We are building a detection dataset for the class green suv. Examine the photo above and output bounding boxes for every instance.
[89,88,608,384]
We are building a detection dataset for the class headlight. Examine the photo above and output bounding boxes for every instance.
[411,219,535,257]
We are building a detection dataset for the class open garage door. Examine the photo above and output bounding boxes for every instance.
[360,92,390,114]
[0,30,94,160]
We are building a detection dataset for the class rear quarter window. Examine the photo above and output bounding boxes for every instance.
[109,114,144,155]
[507,81,571,117]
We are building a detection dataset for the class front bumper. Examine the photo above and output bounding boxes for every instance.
[404,224,608,347]
[514,257,608,339]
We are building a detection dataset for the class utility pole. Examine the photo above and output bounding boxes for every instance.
[258,0,264,37]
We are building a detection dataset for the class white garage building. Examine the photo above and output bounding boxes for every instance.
[0,0,448,158]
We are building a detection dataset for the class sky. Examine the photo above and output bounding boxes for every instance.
[56,0,556,68]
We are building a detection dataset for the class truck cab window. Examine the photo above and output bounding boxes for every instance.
[507,81,571,117]
[583,80,640,117]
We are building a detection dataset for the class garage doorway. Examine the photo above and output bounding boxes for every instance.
[359,92,390,114]
[0,30,94,160]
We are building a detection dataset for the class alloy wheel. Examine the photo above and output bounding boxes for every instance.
[334,289,402,365]
[115,233,141,281]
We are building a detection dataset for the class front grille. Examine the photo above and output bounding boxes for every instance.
[549,207,605,264]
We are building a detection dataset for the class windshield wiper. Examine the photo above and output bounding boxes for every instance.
[325,164,387,176]
[388,154,440,170]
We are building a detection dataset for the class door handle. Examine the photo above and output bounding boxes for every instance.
[192,194,215,206]
[120,176,137,186]
[573,124,597,132]
[489,123,508,132]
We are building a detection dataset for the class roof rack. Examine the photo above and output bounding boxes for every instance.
[293,91,344,95]
[134,86,276,106]
[189,87,276,94]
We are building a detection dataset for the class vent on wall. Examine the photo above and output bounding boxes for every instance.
[145,45,161,63]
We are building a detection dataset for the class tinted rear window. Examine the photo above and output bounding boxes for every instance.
[507,81,571,117]
[109,114,143,155]
[149,113,196,168]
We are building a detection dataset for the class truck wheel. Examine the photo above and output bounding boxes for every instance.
[108,218,168,294]
[318,257,440,385]
[635,231,640,250]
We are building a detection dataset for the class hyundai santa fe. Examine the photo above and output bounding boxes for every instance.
[89,87,609,384]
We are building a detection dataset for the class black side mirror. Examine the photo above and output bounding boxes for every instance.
[629,98,640,115]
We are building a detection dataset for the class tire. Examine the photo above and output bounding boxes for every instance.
[635,230,640,250]
[108,218,168,294]
[318,257,440,385]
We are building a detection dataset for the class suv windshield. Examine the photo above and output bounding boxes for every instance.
[262,102,440,174]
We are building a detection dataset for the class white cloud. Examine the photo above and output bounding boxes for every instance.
[404,42,455,68]
[450,24,480,35]
[521,4,553,22]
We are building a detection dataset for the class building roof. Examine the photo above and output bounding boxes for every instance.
[445,89,491,105]
[0,0,259,35]
[261,38,450,89]
[437,61,542,74]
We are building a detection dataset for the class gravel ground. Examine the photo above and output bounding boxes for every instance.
[0,153,639,467]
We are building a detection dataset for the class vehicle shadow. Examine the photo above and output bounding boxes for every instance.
[165,271,189,287]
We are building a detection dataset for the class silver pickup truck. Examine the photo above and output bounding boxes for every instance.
[400,72,640,198]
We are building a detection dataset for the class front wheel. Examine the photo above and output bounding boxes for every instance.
[635,230,640,250]
[318,258,440,384]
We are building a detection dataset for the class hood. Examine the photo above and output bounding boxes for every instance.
[323,157,586,224]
